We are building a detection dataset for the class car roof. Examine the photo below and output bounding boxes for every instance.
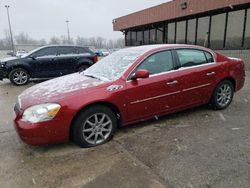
[41,45,89,48]
[121,44,212,54]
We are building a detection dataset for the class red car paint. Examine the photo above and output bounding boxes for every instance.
[13,44,245,145]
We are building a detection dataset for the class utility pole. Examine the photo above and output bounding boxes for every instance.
[5,5,15,55]
[66,20,70,44]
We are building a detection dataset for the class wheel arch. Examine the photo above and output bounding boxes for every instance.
[220,77,236,92]
[7,65,31,78]
[69,101,122,140]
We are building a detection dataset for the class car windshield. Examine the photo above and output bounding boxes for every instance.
[21,47,44,58]
[83,48,144,81]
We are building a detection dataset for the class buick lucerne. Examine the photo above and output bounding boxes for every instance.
[13,44,245,147]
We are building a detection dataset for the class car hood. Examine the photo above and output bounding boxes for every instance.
[19,73,106,108]
[0,56,19,63]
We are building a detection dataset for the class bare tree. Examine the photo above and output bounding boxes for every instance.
[49,36,61,44]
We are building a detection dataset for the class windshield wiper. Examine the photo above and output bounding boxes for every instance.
[84,74,100,80]
[83,73,110,82]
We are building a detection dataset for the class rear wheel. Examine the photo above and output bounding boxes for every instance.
[211,80,234,110]
[9,68,30,86]
[72,105,117,148]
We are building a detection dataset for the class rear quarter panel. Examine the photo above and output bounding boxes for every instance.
[215,52,245,92]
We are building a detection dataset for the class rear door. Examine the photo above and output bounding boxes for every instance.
[125,50,183,122]
[174,49,219,106]
[56,46,78,75]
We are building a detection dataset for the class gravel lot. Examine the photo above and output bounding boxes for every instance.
[0,73,249,188]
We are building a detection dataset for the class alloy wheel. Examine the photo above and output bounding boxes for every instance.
[216,83,232,107]
[82,113,112,145]
[12,70,28,85]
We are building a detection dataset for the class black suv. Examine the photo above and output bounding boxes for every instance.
[0,45,98,85]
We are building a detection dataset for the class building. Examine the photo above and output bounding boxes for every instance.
[113,0,250,69]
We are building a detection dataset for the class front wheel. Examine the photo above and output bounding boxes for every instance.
[211,80,234,110]
[72,105,117,148]
[9,68,30,86]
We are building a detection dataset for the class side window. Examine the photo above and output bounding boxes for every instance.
[136,51,174,75]
[205,52,214,63]
[176,49,208,67]
[33,47,57,57]
[58,47,76,56]
[77,47,88,54]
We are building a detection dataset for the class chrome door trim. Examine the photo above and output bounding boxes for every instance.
[130,91,181,105]
[182,83,211,92]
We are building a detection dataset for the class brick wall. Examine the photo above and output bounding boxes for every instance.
[217,50,250,70]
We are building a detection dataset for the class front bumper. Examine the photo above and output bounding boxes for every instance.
[13,110,70,146]
[0,66,8,80]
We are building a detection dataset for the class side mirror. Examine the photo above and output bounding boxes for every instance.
[131,69,149,80]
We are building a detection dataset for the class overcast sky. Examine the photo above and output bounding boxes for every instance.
[0,0,170,41]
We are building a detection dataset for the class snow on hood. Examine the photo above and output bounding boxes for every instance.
[19,73,106,103]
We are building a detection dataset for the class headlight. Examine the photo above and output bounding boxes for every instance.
[22,103,61,123]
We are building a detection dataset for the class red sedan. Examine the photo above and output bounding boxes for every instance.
[13,44,245,147]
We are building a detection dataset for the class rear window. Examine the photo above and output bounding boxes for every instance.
[57,47,77,55]
[205,52,214,63]
[176,49,212,67]
[76,47,93,55]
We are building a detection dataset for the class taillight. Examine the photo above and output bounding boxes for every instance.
[92,56,98,63]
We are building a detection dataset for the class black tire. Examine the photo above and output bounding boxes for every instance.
[72,105,117,148]
[210,80,234,110]
[9,68,30,86]
[78,64,90,72]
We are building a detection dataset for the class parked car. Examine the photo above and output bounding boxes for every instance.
[13,44,245,147]
[99,49,110,56]
[93,49,104,57]
[0,45,98,85]
[16,50,27,57]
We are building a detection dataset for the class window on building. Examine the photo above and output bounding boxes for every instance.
[244,9,250,49]
[144,29,149,44]
[210,13,226,49]
[149,28,156,44]
[156,27,163,44]
[136,50,174,75]
[176,21,186,44]
[137,31,143,45]
[168,22,176,43]
[176,49,209,67]
[226,10,245,49]
[197,17,210,47]
[164,23,168,43]
[126,31,131,46]
[187,19,196,45]
[131,31,137,46]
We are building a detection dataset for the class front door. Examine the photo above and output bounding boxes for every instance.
[30,47,58,77]
[125,50,182,122]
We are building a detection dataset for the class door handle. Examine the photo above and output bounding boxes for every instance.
[167,80,178,85]
[206,72,215,76]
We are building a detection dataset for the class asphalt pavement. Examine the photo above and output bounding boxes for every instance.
[0,73,249,188]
